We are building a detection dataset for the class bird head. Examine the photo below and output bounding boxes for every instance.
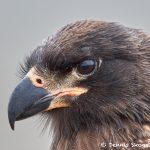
[8,21,150,139]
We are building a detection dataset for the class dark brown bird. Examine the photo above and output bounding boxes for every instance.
[8,20,150,150]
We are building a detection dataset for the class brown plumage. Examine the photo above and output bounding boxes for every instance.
[8,20,150,150]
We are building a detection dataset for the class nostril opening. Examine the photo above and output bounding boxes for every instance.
[36,78,43,84]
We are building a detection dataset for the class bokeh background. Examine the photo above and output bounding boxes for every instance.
[0,0,150,149]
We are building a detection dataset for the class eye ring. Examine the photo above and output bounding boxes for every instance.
[75,59,101,78]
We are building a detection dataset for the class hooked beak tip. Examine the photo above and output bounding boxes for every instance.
[10,123,15,131]
[8,115,15,130]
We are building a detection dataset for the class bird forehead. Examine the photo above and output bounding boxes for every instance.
[34,45,96,71]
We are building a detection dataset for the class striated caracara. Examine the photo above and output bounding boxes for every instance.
[8,20,150,150]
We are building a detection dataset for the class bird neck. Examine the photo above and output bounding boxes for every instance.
[50,121,150,150]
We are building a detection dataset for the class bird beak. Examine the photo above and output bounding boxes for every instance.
[8,77,52,130]
[8,68,88,130]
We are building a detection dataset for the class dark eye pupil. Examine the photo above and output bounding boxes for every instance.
[77,60,96,75]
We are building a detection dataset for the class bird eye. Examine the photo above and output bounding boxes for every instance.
[76,59,97,77]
